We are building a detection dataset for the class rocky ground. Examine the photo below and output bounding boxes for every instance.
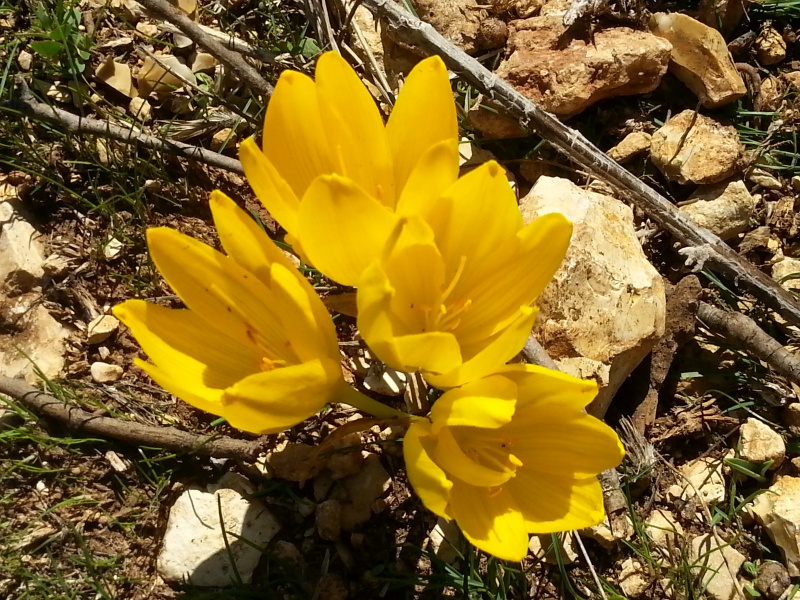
[2,0,800,598]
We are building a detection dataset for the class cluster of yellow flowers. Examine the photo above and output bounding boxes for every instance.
[115,52,624,562]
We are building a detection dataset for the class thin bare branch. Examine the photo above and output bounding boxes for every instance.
[698,301,800,386]
[136,0,274,98]
[156,22,279,64]
[0,376,263,461]
[1,80,244,174]
[361,0,800,327]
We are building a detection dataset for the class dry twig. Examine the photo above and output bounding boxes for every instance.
[698,301,800,386]
[156,22,279,64]
[0,376,263,461]
[136,0,274,98]
[521,335,559,370]
[1,80,244,174]
[361,0,800,327]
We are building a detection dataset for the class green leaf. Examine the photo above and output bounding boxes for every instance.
[298,37,321,59]
[50,24,69,42]
[30,40,64,58]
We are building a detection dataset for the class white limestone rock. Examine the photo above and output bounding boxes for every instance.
[650,13,746,108]
[0,199,68,383]
[739,418,785,468]
[618,557,649,597]
[157,473,280,586]
[87,314,119,345]
[528,532,578,564]
[772,258,800,292]
[644,508,684,549]
[756,27,787,67]
[676,457,726,505]
[751,476,800,577]
[680,180,755,241]
[90,361,123,383]
[495,16,671,117]
[607,131,652,163]
[0,200,46,295]
[520,176,666,417]
[650,111,744,185]
[0,295,69,383]
[690,534,745,600]
[580,514,633,549]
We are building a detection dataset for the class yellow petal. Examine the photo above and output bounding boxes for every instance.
[449,482,529,561]
[426,161,521,283]
[146,228,294,361]
[358,262,463,374]
[268,262,339,361]
[507,473,606,533]
[239,138,302,236]
[209,189,297,282]
[498,363,599,412]
[380,224,445,334]
[457,212,572,343]
[315,52,395,206]
[386,56,457,193]
[114,300,260,387]
[387,331,463,375]
[433,426,514,487]
[356,261,396,351]
[297,175,398,286]
[403,420,453,520]
[134,358,226,417]
[509,412,625,477]
[209,190,339,356]
[223,358,340,434]
[429,375,517,430]
[395,139,459,220]
[425,307,538,389]
[261,70,335,199]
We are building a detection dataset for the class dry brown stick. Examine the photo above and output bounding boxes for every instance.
[697,301,800,385]
[136,0,274,99]
[362,0,800,327]
[0,376,263,461]
[521,335,559,370]
[156,22,279,64]
[1,81,244,174]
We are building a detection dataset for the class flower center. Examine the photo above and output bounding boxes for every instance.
[464,434,523,477]
[435,427,522,488]
[420,255,472,333]
[246,325,288,372]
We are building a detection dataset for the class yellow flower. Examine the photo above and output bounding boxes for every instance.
[404,364,624,561]
[114,191,398,434]
[356,161,572,389]
[239,51,459,286]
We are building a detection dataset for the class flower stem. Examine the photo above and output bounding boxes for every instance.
[337,384,413,419]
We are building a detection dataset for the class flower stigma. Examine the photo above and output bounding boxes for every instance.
[419,255,472,333]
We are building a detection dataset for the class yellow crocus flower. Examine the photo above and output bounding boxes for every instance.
[404,364,625,561]
[356,160,572,389]
[114,191,400,434]
[239,51,459,286]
